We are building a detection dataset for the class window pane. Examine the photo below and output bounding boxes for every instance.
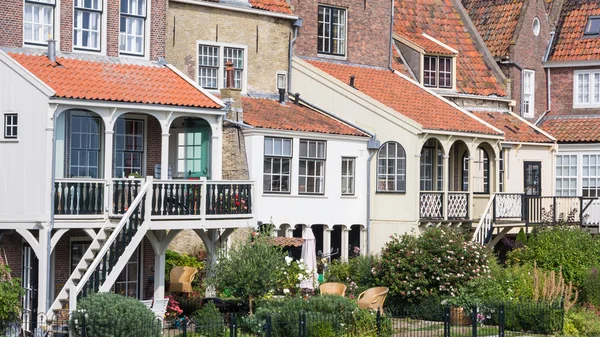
[24,3,54,44]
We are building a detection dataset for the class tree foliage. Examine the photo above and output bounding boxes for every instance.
[0,265,23,321]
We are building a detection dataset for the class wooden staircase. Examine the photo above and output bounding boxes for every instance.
[49,180,153,318]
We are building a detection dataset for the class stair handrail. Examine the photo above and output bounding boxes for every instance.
[473,193,496,245]
[73,179,152,298]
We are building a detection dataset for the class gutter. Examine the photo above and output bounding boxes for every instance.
[224,118,254,129]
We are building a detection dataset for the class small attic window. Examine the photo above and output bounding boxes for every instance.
[533,17,541,36]
[584,17,600,36]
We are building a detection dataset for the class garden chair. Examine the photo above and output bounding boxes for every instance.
[357,287,389,314]
[140,300,153,309]
[319,282,347,296]
[169,266,198,294]
[151,298,170,318]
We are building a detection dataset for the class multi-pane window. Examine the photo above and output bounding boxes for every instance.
[462,152,469,192]
[198,43,245,90]
[24,0,55,45]
[4,114,18,139]
[341,157,355,195]
[574,70,600,107]
[420,139,443,191]
[264,137,292,193]
[423,56,453,89]
[119,0,146,55]
[73,0,102,51]
[70,115,102,178]
[115,118,143,178]
[523,70,535,117]
[437,149,444,191]
[473,147,489,194]
[556,155,578,196]
[115,248,140,298]
[177,132,203,177]
[377,142,406,192]
[299,140,326,194]
[318,5,346,56]
[585,17,600,36]
[583,155,600,197]
[499,149,505,192]
[524,162,542,196]
[420,147,433,191]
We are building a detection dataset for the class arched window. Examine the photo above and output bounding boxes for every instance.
[474,147,490,194]
[377,142,406,192]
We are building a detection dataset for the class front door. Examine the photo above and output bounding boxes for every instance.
[177,126,210,179]
[22,244,38,332]
[524,161,542,196]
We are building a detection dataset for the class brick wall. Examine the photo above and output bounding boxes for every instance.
[550,66,600,116]
[290,0,392,68]
[151,0,167,60]
[61,0,74,52]
[0,234,23,280]
[510,0,552,121]
[221,88,250,180]
[0,0,23,47]
[146,117,162,178]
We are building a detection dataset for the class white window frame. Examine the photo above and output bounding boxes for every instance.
[377,142,407,193]
[263,137,292,194]
[423,55,454,89]
[4,113,18,139]
[73,0,102,51]
[473,147,490,194]
[522,69,535,118]
[317,5,347,57]
[114,118,144,178]
[341,157,355,196]
[574,70,600,108]
[583,154,600,198]
[555,154,578,196]
[119,0,147,56]
[299,139,326,194]
[23,0,56,46]
[196,41,248,93]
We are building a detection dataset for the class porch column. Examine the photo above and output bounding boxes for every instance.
[160,133,170,180]
[38,228,49,315]
[495,157,501,193]
[285,226,294,238]
[341,226,350,262]
[323,227,332,258]
[154,249,166,301]
[443,155,449,220]
[104,130,114,212]
[360,227,367,256]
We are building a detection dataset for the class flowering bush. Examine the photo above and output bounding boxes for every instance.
[279,256,312,296]
[165,294,183,319]
[374,228,490,303]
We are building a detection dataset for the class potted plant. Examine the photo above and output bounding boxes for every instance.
[128,171,143,179]
[444,293,477,326]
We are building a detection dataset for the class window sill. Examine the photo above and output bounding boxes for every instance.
[262,194,328,199]
[375,191,406,195]
[0,138,19,143]
[317,53,348,61]
[573,104,600,109]
[340,195,358,199]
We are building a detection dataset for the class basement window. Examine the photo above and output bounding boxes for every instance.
[585,17,600,36]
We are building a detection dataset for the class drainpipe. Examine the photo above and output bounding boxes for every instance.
[288,19,303,94]
[388,0,395,69]
[47,106,58,313]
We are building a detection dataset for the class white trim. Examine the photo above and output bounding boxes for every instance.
[393,33,425,54]
[194,40,249,94]
[165,64,224,107]
[22,0,57,46]
[544,60,600,68]
[49,98,225,114]
[242,127,370,143]
[502,141,556,147]
[522,69,535,118]
[421,33,459,54]
[3,112,20,140]
[171,0,298,20]
[0,50,55,96]
[573,69,600,109]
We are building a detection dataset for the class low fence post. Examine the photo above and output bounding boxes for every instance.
[230,314,237,337]
[376,310,382,337]
[299,312,307,337]
[182,316,188,337]
[81,314,87,337]
[443,305,451,337]
[471,305,478,337]
[498,303,505,337]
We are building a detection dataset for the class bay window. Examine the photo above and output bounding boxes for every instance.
[24,0,55,45]
[299,140,326,194]
[119,0,146,56]
[574,70,600,108]
[73,0,102,51]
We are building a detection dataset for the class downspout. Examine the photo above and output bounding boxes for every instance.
[366,151,376,255]
[47,105,58,312]
[288,19,303,95]
[388,0,395,69]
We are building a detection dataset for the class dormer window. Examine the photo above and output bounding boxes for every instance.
[585,17,600,36]
[423,56,453,89]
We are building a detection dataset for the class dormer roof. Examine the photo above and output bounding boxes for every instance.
[549,0,600,62]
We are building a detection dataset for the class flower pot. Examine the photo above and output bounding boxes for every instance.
[450,306,472,326]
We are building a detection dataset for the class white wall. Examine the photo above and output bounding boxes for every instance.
[245,130,368,229]
[503,143,555,195]
[0,56,52,223]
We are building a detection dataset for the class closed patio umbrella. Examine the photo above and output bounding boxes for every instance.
[300,227,318,290]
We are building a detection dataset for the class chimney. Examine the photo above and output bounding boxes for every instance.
[225,61,235,89]
[294,93,300,105]
[220,61,243,122]
[47,39,56,63]
[349,75,356,88]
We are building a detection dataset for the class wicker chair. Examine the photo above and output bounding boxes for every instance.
[319,282,347,296]
[169,266,198,294]
[357,287,389,314]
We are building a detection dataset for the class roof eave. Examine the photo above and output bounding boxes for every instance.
[49,98,225,115]
[170,0,298,20]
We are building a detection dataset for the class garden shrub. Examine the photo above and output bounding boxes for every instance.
[307,320,335,337]
[324,259,350,283]
[69,293,161,337]
[563,306,600,337]
[582,267,600,307]
[503,301,564,335]
[375,228,490,304]
[324,255,378,298]
[192,303,225,337]
[508,225,600,286]
[0,265,23,321]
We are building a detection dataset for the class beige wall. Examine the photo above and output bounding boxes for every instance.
[166,2,293,95]
[503,143,555,195]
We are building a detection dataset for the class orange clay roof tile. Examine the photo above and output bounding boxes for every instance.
[8,52,221,109]
[471,111,554,143]
[306,59,502,136]
[204,0,292,14]
[242,96,368,137]
[541,116,600,143]
[394,0,507,97]
[462,0,525,58]
[549,0,600,61]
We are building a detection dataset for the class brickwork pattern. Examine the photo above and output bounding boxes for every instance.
[150,0,167,60]
[166,3,292,94]
[550,67,600,116]
[221,88,250,180]
[61,0,74,52]
[0,234,23,279]
[0,0,23,47]
[290,0,392,68]
[146,116,162,178]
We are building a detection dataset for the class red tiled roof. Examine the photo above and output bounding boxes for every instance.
[471,111,554,143]
[541,116,600,142]
[391,47,414,78]
[8,52,221,108]
[306,59,502,136]
[462,0,525,58]
[205,0,292,14]
[242,96,368,137]
[269,237,304,247]
[397,32,457,55]
[549,0,600,61]
[394,0,507,97]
